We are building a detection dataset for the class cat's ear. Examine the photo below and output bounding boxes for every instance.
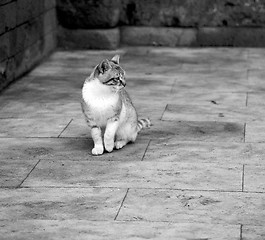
[111,55,120,64]
[97,59,111,74]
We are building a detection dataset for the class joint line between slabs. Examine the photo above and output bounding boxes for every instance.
[141,139,151,161]
[114,188,129,221]
[242,164,245,192]
[243,123,246,143]
[57,119,73,138]
[17,159,41,188]
[160,104,168,120]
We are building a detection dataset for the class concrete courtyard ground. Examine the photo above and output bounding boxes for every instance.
[0,47,265,239]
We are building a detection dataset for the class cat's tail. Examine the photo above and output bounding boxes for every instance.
[137,118,151,132]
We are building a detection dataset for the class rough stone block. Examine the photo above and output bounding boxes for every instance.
[0,32,9,62]
[0,1,16,35]
[43,30,57,56]
[121,27,197,47]
[120,0,265,27]
[0,57,15,90]
[16,0,44,25]
[16,17,44,53]
[58,27,120,50]
[44,0,56,11]
[197,27,265,47]
[197,28,235,46]
[56,0,121,28]
[234,28,265,47]
[43,9,57,35]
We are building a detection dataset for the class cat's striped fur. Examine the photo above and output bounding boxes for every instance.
[81,55,151,155]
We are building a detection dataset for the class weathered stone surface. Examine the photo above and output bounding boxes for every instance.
[245,123,265,143]
[0,188,126,220]
[0,160,38,187]
[0,138,150,161]
[172,70,249,93]
[118,189,265,225]
[0,1,16,35]
[58,27,120,50]
[56,0,121,28]
[0,118,71,137]
[248,70,265,92]
[121,27,196,47]
[120,0,265,27]
[0,220,240,240]
[162,104,265,123]
[242,226,265,240]
[144,140,265,165]
[244,165,265,192]
[23,160,242,191]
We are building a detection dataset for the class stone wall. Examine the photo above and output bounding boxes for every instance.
[57,0,265,49]
[0,0,57,91]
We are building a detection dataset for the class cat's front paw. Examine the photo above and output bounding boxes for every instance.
[92,145,104,155]
[104,141,114,153]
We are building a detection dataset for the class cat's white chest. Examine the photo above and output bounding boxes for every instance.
[82,79,119,123]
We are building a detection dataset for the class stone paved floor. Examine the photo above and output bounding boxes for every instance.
[0,47,265,239]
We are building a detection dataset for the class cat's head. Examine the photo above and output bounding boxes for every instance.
[93,55,126,91]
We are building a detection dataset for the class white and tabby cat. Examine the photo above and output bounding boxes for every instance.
[81,55,151,155]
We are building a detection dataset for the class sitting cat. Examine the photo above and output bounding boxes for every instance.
[81,55,151,155]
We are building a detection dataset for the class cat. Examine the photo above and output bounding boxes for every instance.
[81,55,151,155]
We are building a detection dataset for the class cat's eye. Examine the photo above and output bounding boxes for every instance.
[104,77,119,86]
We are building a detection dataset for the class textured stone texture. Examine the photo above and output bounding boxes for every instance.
[58,27,120,50]
[56,0,121,28]
[22,160,242,191]
[121,27,196,47]
[1,47,265,239]
[197,27,265,47]
[0,188,126,220]
[0,1,57,92]
[0,221,240,240]
[120,0,265,27]
[118,189,265,225]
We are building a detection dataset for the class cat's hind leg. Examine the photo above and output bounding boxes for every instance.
[115,124,138,150]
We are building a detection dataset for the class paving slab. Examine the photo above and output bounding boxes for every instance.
[117,189,265,226]
[242,225,265,240]
[248,92,265,107]
[144,140,265,165]
[248,48,265,69]
[170,92,247,107]
[0,220,241,240]
[248,70,265,92]
[172,70,249,93]
[0,188,126,221]
[0,101,81,118]
[0,138,150,161]
[0,118,71,138]
[162,104,265,123]
[245,122,265,143]
[22,160,242,191]
[244,165,265,192]
[0,160,38,187]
